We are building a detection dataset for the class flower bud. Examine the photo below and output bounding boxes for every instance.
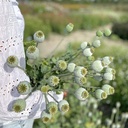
[7,55,18,68]
[33,30,45,43]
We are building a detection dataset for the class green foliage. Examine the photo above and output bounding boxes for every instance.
[110,50,128,111]
[71,14,114,30]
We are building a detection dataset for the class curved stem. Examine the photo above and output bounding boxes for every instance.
[17,65,26,73]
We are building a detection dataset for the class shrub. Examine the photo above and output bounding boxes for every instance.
[112,22,128,40]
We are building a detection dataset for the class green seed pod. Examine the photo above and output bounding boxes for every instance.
[94,73,103,81]
[102,84,115,95]
[92,40,101,48]
[33,30,45,43]
[83,48,93,57]
[47,102,58,115]
[105,68,116,75]
[80,41,88,50]
[40,85,50,93]
[66,23,74,32]
[67,63,76,72]
[75,76,87,85]
[95,89,107,100]
[92,60,104,72]
[75,87,89,100]
[17,81,31,95]
[104,29,112,36]
[102,56,113,66]
[57,60,67,70]
[7,55,18,68]
[48,76,60,87]
[96,30,103,37]
[103,72,113,80]
[12,99,26,113]
[26,46,39,59]
[74,66,88,77]
[41,111,52,124]
[58,100,69,114]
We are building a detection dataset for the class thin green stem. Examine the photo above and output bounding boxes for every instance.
[110,112,115,127]
[57,72,72,77]
[68,50,82,62]
[44,94,49,105]
[120,118,127,128]
[115,107,119,124]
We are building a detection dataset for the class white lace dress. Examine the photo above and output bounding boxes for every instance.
[0,0,63,127]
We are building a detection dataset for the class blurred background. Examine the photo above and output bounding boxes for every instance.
[18,0,128,127]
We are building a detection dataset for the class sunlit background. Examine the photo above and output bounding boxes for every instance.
[18,0,128,127]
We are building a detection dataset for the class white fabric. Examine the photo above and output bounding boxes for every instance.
[0,0,63,127]
[0,119,34,128]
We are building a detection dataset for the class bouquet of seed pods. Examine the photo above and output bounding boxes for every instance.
[6,23,115,123]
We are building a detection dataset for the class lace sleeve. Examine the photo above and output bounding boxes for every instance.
[0,0,63,122]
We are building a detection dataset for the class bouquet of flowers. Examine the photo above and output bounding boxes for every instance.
[6,23,115,123]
